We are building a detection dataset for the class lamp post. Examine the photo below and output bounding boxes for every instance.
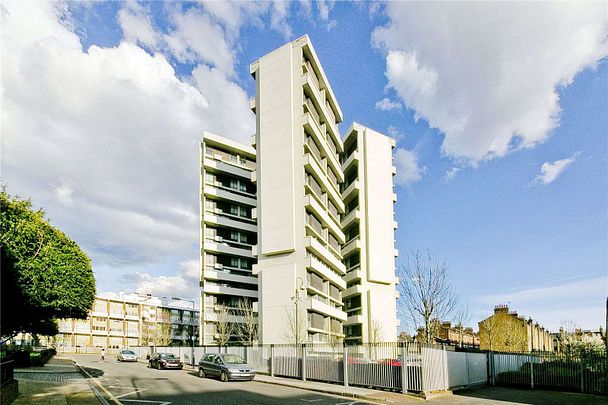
[291,277,305,344]
[171,297,196,367]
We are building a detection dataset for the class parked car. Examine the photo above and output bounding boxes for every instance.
[149,353,183,370]
[117,350,137,362]
[198,353,255,382]
[379,358,401,366]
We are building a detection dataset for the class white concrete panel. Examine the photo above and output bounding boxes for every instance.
[258,43,296,255]
[363,129,396,284]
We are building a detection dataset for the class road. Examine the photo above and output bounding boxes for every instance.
[71,354,373,405]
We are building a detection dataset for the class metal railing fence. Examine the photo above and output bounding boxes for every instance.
[490,350,607,395]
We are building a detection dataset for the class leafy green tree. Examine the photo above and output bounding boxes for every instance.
[1,190,95,342]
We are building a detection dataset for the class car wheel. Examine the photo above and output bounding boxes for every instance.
[220,371,228,382]
[198,368,205,378]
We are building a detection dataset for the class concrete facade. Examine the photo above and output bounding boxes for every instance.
[199,132,258,345]
[251,35,348,344]
[341,124,399,343]
[56,293,198,349]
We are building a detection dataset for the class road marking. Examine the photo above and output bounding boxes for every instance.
[72,357,123,405]
[114,388,148,399]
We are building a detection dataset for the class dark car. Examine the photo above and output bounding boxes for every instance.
[198,353,255,382]
[149,353,183,370]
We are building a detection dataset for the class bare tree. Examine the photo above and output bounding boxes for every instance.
[215,306,233,346]
[283,306,306,345]
[234,299,258,345]
[454,305,470,347]
[369,320,383,360]
[328,333,343,356]
[397,250,459,344]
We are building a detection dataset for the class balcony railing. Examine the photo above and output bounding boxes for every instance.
[328,202,339,221]
[309,273,325,292]
[306,214,323,236]
[327,168,338,191]
[305,175,323,199]
[206,146,255,170]
[328,233,340,253]
[304,61,320,91]
[305,136,323,164]
[304,98,321,127]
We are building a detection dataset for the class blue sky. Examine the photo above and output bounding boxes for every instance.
[2,1,606,332]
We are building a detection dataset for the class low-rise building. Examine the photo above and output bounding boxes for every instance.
[56,292,199,349]
[478,305,552,352]
[415,320,479,347]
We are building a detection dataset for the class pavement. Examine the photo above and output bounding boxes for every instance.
[11,355,608,405]
[13,356,101,404]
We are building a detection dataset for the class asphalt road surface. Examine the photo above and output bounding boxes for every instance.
[71,354,373,405]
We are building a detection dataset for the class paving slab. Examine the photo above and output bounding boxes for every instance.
[13,356,101,405]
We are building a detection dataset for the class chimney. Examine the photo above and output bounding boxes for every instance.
[494,304,509,314]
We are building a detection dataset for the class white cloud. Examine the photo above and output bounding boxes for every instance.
[475,275,607,331]
[120,259,200,302]
[269,1,292,39]
[1,1,254,270]
[375,97,402,111]
[117,1,161,50]
[393,148,424,186]
[445,167,461,182]
[373,2,608,163]
[533,154,578,185]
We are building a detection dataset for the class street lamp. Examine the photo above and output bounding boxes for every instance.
[171,297,196,367]
[291,277,306,344]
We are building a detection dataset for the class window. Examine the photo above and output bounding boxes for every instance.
[230,231,239,241]
[230,257,240,268]
[230,204,239,215]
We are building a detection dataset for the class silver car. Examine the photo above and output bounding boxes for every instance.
[198,353,255,382]
[117,349,137,362]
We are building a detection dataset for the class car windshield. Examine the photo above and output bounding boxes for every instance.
[160,354,176,359]
[222,354,245,364]
[122,351,135,355]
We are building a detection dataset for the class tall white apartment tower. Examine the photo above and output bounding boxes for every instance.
[341,123,400,344]
[251,35,348,344]
[199,132,258,345]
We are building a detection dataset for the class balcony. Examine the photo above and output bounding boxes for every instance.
[204,158,252,181]
[203,270,257,286]
[308,298,347,321]
[342,237,361,257]
[302,114,343,179]
[203,284,258,299]
[341,180,360,201]
[204,183,256,207]
[305,236,346,275]
[109,312,124,319]
[302,78,342,155]
[204,241,254,259]
[344,268,362,283]
[345,314,364,325]
[304,195,344,243]
[205,146,255,171]
[203,213,257,233]
[343,284,363,298]
[303,154,344,211]
[305,256,346,289]
[341,208,360,228]
[341,150,359,171]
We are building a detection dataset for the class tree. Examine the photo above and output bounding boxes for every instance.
[234,299,258,345]
[1,190,96,342]
[454,306,470,347]
[396,250,459,344]
[283,305,306,345]
[155,323,173,347]
[215,306,233,346]
[369,320,383,360]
